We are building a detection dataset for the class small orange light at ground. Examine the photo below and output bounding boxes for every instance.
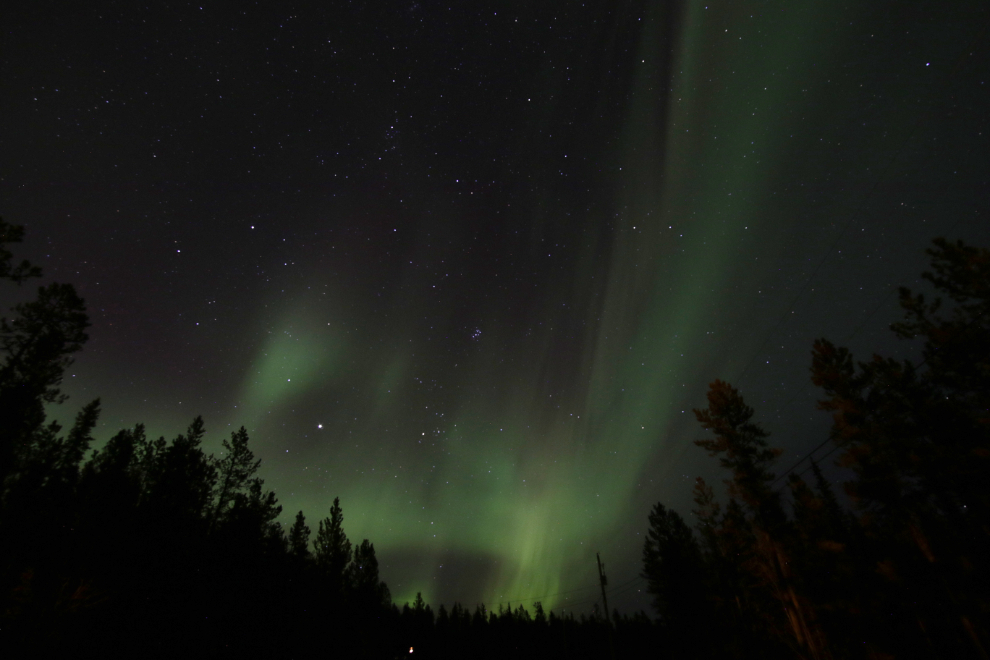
[409,647,414,654]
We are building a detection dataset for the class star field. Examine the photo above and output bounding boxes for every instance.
[1,0,988,612]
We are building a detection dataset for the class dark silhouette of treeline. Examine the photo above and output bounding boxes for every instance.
[2,215,988,659]
[0,217,400,657]
[0,218,659,658]
[369,596,657,659]
[642,237,990,659]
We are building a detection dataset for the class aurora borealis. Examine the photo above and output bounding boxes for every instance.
[2,0,988,615]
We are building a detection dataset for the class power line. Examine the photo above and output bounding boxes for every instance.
[758,206,983,489]
[770,436,834,488]
[792,445,842,482]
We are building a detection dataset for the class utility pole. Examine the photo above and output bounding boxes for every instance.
[597,552,616,660]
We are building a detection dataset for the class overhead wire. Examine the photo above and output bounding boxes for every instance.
[768,216,983,489]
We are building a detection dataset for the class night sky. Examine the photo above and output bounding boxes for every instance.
[2,1,988,614]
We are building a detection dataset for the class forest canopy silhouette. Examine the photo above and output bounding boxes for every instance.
[1,217,988,659]
[643,237,990,660]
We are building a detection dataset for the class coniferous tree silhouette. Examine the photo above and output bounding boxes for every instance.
[348,538,391,609]
[0,246,89,487]
[210,426,261,527]
[634,238,990,660]
[641,502,707,639]
[0,220,406,658]
[811,238,990,658]
[314,496,352,592]
[0,219,42,283]
[141,417,216,531]
[693,380,830,659]
[289,509,311,558]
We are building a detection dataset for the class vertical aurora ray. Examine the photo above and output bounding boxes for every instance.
[404,0,868,609]
[261,0,875,611]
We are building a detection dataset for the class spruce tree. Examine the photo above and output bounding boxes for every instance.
[694,380,830,659]
[289,510,311,558]
[0,218,42,283]
[314,497,352,591]
[811,238,990,658]
[641,502,706,629]
[210,426,262,528]
[0,282,89,486]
